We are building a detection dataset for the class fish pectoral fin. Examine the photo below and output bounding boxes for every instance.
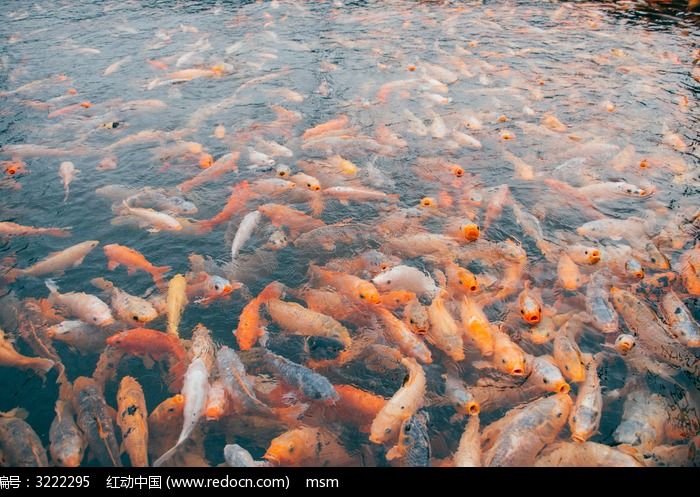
[95,418,109,440]
[147,227,161,233]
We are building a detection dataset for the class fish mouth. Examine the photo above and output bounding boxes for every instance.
[617,344,633,353]
[465,402,480,415]
[686,339,700,348]
[414,328,428,335]
[571,433,586,443]
[59,453,83,467]
[262,453,280,464]
[312,185,321,191]
[511,367,525,376]
[527,315,540,323]
[461,224,480,241]
[557,383,571,394]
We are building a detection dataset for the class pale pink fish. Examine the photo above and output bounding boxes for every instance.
[45,280,114,327]
[59,161,79,202]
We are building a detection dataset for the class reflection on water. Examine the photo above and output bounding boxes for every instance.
[0,0,698,467]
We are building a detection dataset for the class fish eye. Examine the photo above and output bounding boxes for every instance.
[387,280,391,284]
[501,358,506,364]
[520,310,525,314]
[307,183,311,187]
[409,319,415,324]
[543,378,548,384]
[132,315,139,321]
[93,317,98,322]
[359,294,365,299]
[556,412,563,418]
[564,365,569,370]
[214,284,221,291]
[572,416,577,422]
[288,446,295,453]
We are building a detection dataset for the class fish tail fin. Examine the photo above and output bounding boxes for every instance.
[47,227,72,237]
[195,220,213,234]
[45,279,59,294]
[150,265,171,287]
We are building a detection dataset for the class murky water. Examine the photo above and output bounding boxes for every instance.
[0,0,698,467]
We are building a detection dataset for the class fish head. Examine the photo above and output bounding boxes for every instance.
[275,165,291,178]
[361,250,392,274]
[263,434,301,466]
[53,448,84,468]
[460,223,480,242]
[171,197,198,215]
[371,271,393,291]
[505,356,526,377]
[449,165,464,177]
[614,334,636,354]
[455,268,478,293]
[501,240,527,263]
[105,333,124,347]
[495,345,526,376]
[92,306,115,327]
[624,259,645,279]
[167,218,184,231]
[529,318,554,344]
[382,290,415,308]
[533,358,570,393]
[265,230,288,250]
[199,153,213,169]
[207,275,234,297]
[130,302,159,324]
[519,296,542,324]
[585,248,602,264]
[561,358,586,383]
[440,334,465,362]
[461,399,480,416]
[405,303,429,335]
[357,282,381,304]
[419,197,436,208]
